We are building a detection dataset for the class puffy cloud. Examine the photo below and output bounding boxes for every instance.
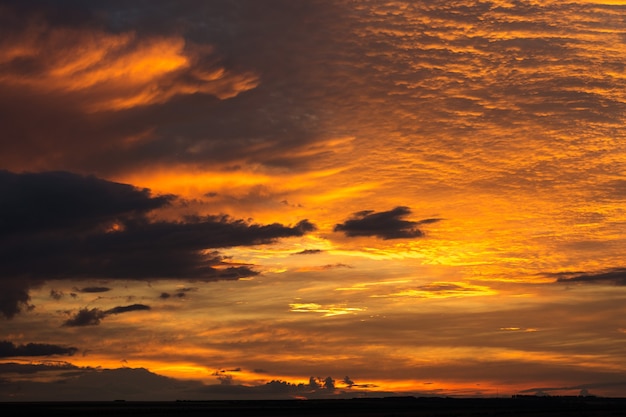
[334,206,441,240]
[0,171,315,319]
[62,308,107,327]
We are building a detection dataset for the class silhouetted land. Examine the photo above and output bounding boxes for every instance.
[3,396,626,416]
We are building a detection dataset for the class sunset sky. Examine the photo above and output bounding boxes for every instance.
[1,0,626,401]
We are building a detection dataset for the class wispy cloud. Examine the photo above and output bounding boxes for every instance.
[63,304,151,327]
[0,341,77,358]
[554,268,626,286]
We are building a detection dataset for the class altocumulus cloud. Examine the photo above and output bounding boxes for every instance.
[334,206,441,240]
[0,171,315,319]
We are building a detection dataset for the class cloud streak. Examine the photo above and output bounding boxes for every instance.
[63,304,151,327]
[555,268,626,286]
[0,341,78,358]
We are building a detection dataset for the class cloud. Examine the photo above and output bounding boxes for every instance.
[0,170,173,236]
[292,249,324,255]
[159,287,196,299]
[62,308,107,327]
[0,363,394,401]
[519,380,626,396]
[554,268,626,286]
[49,289,63,300]
[0,170,315,319]
[0,5,258,113]
[105,304,151,315]
[0,366,204,401]
[0,1,350,176]
[334,206,441,240]
[63,304,151,327]
[295,263,353,272]
[75,287,111,293]
[0,341,78,358]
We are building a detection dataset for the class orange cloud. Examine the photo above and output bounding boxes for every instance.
[0,20,258,112]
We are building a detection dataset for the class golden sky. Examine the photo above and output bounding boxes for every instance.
[1,0,626,401]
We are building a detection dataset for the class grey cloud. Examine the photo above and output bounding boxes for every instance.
[63,304,151,327]
[160,287,198,300]
[0,363,389,401]
[76,287,111,293]
[334,206,441,240]
[555,268,626,286]
[49,289,63,300]
[0,341,78,358]
[63,308,107,327]
[519,381,626,396]
[0,1,349,176]
[0,366,204,401]
[0,171,315,318]
[0,170,172,236]
[292,249,324,255]
[105,304,151,315]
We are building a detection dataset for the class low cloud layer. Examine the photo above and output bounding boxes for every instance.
[0,170,315,319]
[334,206,441,240]
[0,341,78,358]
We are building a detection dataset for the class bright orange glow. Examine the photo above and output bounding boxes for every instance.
[0,25,258,112]
[2,0,626,401]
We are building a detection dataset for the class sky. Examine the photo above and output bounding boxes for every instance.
[1,0,626,401]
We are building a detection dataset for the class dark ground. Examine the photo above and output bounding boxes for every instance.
[3,396,626,416]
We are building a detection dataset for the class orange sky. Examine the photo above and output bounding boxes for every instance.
[1,0,626,401]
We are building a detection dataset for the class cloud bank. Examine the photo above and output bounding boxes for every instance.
[0,170,315,318]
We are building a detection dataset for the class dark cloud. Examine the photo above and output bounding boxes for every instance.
[105,304,151,315]
[555,268,626,286]
[160,287,197,300]
[63,303,151,327]
[49,289,63,300]
[0,366,204,401]
[0,361,83,375]
[194,375,378,400]
[292,249,324,255]
[63,308,107,327]
[519,381,626,396]
[0,280,32,319]
[0,171,315,319]
[0,0,351,176]
[76,287,111,293]
[334,207,441,240]
[0,341,78,358]
[0,365,394,401]
[0,170,173,236]
[342,376,377,389]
